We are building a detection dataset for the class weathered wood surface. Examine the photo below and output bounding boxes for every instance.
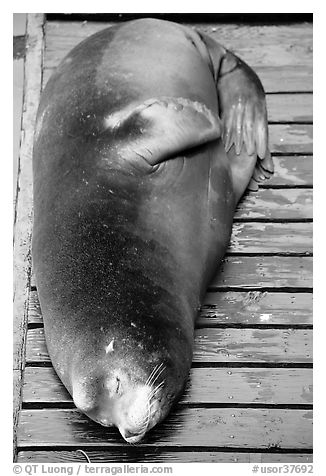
[43,21,313,68]
[13,12,44,370]
[229,222,312,254]
[16,15,313,462]
[210,257,312,289]
[235,189,312,220]
[25,327,312,364]
[17,450,313,464]
[18,407,312,448]
[266,94,312,123]
[261,156,313,188]
[28,290,312,326]
[13,14,27,209]
[200,292,312,326]
[23,366,312,405]
[193,328,311,364]
[256,66,312,94]
[13,370,23,462]
[13,13,45,463]
[42,21,312,94]
[269,125,312,154]
[13,46,25,213]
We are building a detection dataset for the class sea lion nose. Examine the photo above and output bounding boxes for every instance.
[124,429,140,439]
[120,428,145,444]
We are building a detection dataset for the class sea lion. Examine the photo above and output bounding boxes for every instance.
[32,18,273,443]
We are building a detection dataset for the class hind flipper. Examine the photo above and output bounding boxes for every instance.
[197,32,274,202]
[217,50,273,200]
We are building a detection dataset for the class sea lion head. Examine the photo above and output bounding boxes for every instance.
[73,367,166,443]
[68,313,193,443]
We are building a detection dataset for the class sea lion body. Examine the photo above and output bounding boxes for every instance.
[32,19,273,442]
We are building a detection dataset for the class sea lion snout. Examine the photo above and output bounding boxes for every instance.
[72,363,166,443]
[115,384,163,443]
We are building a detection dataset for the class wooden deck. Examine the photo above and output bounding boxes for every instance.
[13,14,313,463]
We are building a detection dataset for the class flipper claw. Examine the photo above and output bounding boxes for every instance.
[248,177,259,192]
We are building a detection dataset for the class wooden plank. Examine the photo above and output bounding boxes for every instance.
[183,368,313,404]
[193,328,312,364]
[17,449,313,463]
[269,125,312,154]
[27,189,316,227]
[211,256,312,289]
[13,13,45,463]
[43,63,312,94]
[17,407,312,448]
[266,156,313,188]
[256,65,312,93]
[229,222,312,254]
[13,15,27,209]
[200,292,312,326]
[28,291,42,323]
[235,189,312,220]
[267,94,312,123]
[43,21,312,69]
[13,12,45,369]
[43,22,312,93]
[25,327,312,364]
[13,370,23,462]
[30,256,312,290]
[22,366,312,405]
[199,23,313,67]
[42,64,312,94]
[13,58,24,213]
[27,290,313,326]
[33,155,317,191]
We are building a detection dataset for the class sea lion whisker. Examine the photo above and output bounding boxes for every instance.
[76,449,91,463]
[145,366,158,387]
[145,364,161,386]
[135,380,165,437]
[142,398,154,435]
[146,362,164,387]
[148,380,165,400]
[149,364,166,388]
[147,380,165,402]
[147,387,162,406]
[144,396,161,428]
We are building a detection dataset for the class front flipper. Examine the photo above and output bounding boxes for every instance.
[198,32,274,201]
[105,97,222,173]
